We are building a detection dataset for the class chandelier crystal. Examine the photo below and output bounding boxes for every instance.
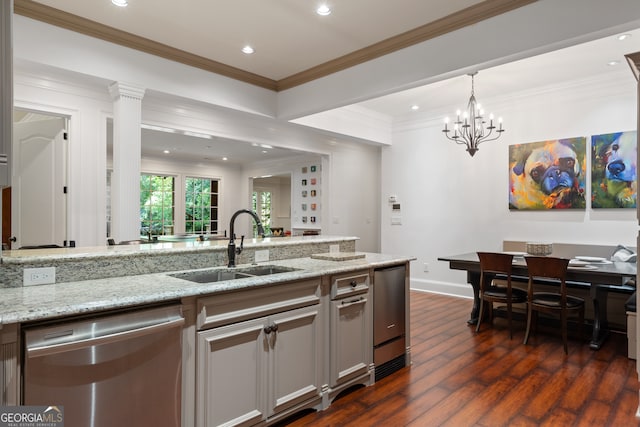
[442,72,504,157]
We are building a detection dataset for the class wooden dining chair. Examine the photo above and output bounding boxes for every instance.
[523,256,585,354]
[476,252,527,339]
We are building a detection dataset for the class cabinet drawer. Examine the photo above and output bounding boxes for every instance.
[197,279,321,330]
[331,271,369,300]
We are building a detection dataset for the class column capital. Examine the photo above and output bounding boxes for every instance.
[108,81,146,101]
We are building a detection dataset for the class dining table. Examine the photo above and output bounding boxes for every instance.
[438,252,637,349]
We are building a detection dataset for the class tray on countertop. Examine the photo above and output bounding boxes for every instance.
[310,252,366,261]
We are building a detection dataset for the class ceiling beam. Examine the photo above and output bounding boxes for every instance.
[14,0,536,92]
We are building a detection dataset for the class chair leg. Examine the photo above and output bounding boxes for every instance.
[561,310,568,355]
[476,298,485,333]
[507,301,513,340]
[524,306,533,345]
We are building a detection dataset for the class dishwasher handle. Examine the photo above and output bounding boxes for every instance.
[27,317,185,358]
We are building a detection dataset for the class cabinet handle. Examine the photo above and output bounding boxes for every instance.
[350,280,358,288]
[263,323,278,334]
[341,296,365,306]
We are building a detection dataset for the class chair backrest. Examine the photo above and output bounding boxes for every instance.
[524,256,570,299]
[477,252,514,291]
[524,256,569,281]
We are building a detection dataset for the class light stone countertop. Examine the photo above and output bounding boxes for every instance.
[0,235,359,264]
[0,252,414,325]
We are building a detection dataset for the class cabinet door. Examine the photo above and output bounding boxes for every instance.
[197,318,267,427]
[330,295,370,386]
[268,304,322,417]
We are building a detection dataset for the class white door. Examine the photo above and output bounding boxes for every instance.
[12,113,67,248]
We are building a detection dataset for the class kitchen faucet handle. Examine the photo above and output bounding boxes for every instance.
[235,235,245,255]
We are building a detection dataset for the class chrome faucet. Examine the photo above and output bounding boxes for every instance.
[228,209,265,267]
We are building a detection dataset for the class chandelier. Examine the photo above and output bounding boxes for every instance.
[442,72,504,157]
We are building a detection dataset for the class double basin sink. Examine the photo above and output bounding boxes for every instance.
[169,265,298,284]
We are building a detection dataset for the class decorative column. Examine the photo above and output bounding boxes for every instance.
[0,0,13,188]
[624,51,640,419]
[108,82,145,243]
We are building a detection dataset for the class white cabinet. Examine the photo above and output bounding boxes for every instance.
[329,271,372,391]
[196,279,323,427]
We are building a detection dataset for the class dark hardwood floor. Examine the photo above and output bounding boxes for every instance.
[287,291,640,426]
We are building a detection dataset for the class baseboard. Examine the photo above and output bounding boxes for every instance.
[409,278,473,299]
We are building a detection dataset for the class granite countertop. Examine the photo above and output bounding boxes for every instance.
[0,235,359,264]
[0,253,414,325]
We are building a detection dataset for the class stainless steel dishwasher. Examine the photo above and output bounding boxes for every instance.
[23,304,184,427]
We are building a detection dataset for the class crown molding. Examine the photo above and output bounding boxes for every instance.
[14,0,278,91]
[626,51,640,81]
[14,0,536,92]
[277,0,537,91]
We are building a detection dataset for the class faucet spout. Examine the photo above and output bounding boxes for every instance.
[228,209,265,267]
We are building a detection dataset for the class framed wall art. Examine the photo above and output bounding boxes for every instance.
[509,137,586,210]
[591,131,637,208]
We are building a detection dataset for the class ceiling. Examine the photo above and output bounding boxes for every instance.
[13,0,640,164]
[17,0,532,89]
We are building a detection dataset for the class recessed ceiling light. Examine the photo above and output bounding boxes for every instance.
[607,60,620,66]
[411,105,420,111]
[222,157,228,161]
[260,144,273,149]
[163,150,170,154]
[111,0,128,7]
[242,45,254,54]
[617,34,632,41]
[316,4,331,16]
[262,150,268,154]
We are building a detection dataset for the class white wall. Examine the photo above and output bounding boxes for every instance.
[14,69,112,248]
[381,70,638,297]
[13,25,383,251]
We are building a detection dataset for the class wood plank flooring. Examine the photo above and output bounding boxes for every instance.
[286,291,640,426]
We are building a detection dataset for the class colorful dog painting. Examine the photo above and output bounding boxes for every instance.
[509,138,586,210]
[591,131,637,208]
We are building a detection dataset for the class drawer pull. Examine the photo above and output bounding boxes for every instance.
[341,297,365,306]
[350,280,358,288]
[263,323,279,334]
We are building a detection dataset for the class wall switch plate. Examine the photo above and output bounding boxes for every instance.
[391,216,402,225]
[24,267,56,286]
[423,263,429,272]
[255,250,269,263]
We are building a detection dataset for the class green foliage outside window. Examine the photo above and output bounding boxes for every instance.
[252,191,272,236]
[186,177,219,234]
[140,174,174,236]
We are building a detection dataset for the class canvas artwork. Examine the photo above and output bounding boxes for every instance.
[509,137,587,210]
[591,131,637,208]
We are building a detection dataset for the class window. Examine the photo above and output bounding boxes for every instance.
[185,177,219,234]
[140,174,175,236]
[252,190,272,236]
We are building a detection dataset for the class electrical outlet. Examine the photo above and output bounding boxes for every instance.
[255,250,269,263]
[329,244,340,253]
[423,263,429,272]
[24,267,56,286]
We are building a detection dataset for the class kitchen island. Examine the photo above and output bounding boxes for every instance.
[0,235,414,426]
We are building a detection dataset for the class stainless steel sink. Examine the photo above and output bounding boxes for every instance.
[235,265,298,276]
[169,269,254,283]
[169,265,297,284]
